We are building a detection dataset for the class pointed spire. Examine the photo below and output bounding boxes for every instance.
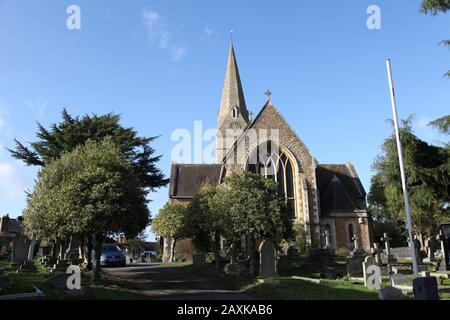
[218,40,249,126]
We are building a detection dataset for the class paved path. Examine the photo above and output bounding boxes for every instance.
[104,263,253,300]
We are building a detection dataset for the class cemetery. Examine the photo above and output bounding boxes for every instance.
[0,1,449,304]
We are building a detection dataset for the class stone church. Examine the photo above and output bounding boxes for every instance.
[166,41,373,260]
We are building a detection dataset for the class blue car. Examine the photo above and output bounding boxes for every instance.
[92,244,126,267]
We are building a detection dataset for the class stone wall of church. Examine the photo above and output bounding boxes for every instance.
[333,216,372,252]
[224,103,321,248]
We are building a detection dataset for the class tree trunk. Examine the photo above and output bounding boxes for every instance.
[214,231,221,269]
[230,239,237,264]
[248,236,256,277]
[92,234,104,283]
[86,236,94,271]
[170,238,176,262]
[79,235,85,260]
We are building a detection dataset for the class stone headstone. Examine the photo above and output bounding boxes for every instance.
[346,255,365,277]
[381,233,397,264]
[259,239,278,278]
[363,264,381,289]
[391,274,412,289]
[391,265,411,275]
[437,230,448,271]
[351,235,364,256]
[11,233,30,264]
[371,243,383,266]
[324,229,331,250]
[53,259,69,272]
[378,286,404,300]
[18,261,37,273]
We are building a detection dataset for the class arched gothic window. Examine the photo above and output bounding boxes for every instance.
[247,141,296,219]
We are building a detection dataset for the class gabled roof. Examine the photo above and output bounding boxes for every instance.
[169,163,223,199]
[316,163,367,213]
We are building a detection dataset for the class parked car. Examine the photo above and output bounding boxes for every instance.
[92,243,126,267]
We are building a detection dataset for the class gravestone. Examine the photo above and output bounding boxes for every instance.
[391,265,412,275]
[11,233,30,264]
[381,233,397,264]
[371,243,383,266]
[437,228,448,272]
[259,239,278,278]
[346,255,365,277]
[414,236,424,265]
[18,261,37,273]
[391,274,412,289]
[378,286,404,300]
[323,229,331,250]
[53,259,69,273]
[351,235,364,256]
[426,236,436,262]
[363,263,381,289]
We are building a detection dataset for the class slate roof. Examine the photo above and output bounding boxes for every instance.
[316,163,367,214]
[169,163,223,199]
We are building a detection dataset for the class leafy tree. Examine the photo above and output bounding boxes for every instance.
[24,139,150,282]
[8,108,167,192]
[369,117,449,242]
[421,0,450,15]
[187,186,233,269]
[430,115,450,137]
[420,0,450,77]
[372,220,408,247]
[292,223,308,256]
[215,172,293,276]
[152,203,189,262]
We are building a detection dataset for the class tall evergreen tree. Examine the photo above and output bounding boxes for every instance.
[8,108,168,192]
[421,0,450,77]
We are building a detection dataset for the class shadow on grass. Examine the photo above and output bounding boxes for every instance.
[246,279,379,300]
[182,262,379,300]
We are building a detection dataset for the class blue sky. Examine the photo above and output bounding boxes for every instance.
[0,0,448,241]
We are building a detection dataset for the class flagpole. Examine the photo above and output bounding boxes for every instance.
[385,59,419,278]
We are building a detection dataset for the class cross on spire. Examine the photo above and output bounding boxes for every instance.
[265,89,272,101]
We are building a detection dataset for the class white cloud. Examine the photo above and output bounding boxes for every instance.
[142,9,186,61]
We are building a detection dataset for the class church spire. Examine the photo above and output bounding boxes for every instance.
[218,40,249,127]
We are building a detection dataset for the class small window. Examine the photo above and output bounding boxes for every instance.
[232,107,239,118]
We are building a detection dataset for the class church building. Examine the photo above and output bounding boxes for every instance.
[167,41,374,260]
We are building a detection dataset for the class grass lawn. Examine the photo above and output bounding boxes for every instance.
[246,278,379,300]
[184,262,379,300]
[0,260,151,300]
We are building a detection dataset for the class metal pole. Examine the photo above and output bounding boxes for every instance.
[386,59,419,278]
